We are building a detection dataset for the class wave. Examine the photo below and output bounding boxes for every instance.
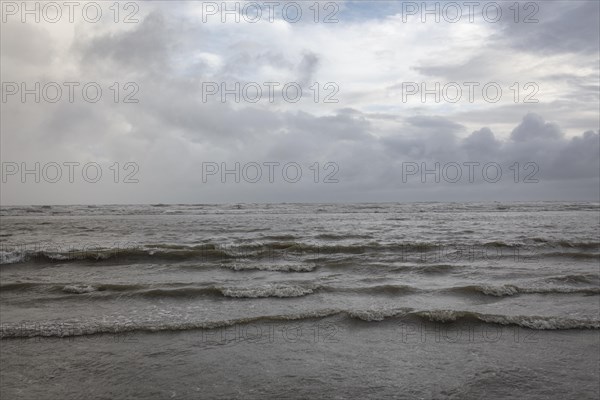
[4,279,596,301]
[0,309,342,339]
[0,282,315,299]
[552,240,599,250]
[220,285,314,298]
[1,282,152,295]
[0,241,443,266]
[347,307,600,329]
[447,284,600,297]
[0,245,233,265]
[2,308,598,339]
[2,238,597,265]
[114,285,314,299]
[0,251,28,265]
[1,282,418,299]
[241,241,448,255]
[220,263,317,272]
[544,274,599,285]
[413,310,599,330]
[62,284,99,294]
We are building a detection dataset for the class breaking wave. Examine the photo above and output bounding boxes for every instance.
[2,308,598,339]
[447,284,600,297]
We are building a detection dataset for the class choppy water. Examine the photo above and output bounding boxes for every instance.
[1,202,599,399]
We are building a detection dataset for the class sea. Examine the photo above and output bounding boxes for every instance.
[1,202,599,399]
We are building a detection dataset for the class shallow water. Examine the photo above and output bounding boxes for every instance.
[1,202,599,398]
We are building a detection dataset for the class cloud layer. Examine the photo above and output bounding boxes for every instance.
[1,1,598,204]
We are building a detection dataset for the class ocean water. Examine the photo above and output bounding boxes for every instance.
[1,202,599,399]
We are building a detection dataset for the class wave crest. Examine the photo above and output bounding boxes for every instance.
[3,308,598,339]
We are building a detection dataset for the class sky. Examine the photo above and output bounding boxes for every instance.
[1,0,599,204]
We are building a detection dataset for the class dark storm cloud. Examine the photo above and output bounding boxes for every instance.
[462,127,502,158]
[297,52,320,87]
[548,131,600,179]
[348,111,599,187]
[497,1,600,54]
[510,113,562,142]
[77,12,174,74]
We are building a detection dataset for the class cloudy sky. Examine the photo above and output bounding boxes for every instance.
[1,0,599,204]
